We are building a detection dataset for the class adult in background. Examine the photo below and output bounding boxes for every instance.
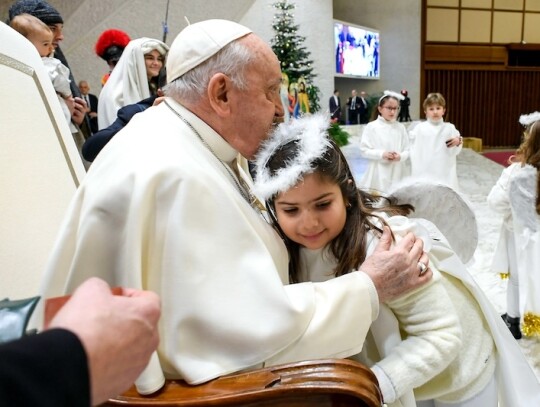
[398,89,412,122]
[79,81,99,134]
[40,19,430,386]
[98,37,168,129]
[359,90,369,124]
[94,28,131,86]
[329,89,341,123]
[347,89,361,124]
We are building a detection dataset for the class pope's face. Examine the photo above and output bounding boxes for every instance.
[227,36,284,159]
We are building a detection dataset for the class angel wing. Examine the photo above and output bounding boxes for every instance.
[509,165,538,233]
[388,179,478,263]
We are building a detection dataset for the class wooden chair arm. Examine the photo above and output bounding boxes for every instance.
[104,358,382,407]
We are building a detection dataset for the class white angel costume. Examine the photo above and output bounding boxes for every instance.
[358,116,410,194]
[490,162,540,336]
[97,37,168,130]
[487,163,521,318]
[38,99,379,386]
[509,164,540,336]
[409,119,462,191]
[299,214,540,407]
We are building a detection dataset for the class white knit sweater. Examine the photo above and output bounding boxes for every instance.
[298,216,495,405]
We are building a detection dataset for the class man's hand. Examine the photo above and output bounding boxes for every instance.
[359,226,432,303]
[48,278,161,405]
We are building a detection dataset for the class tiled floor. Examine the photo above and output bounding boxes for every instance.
[341,143,540,381]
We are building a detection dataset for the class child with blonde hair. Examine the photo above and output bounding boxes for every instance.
[409,93,462,191]
[255,113,540,407]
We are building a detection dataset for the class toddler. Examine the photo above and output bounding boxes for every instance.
[10,13,75,130]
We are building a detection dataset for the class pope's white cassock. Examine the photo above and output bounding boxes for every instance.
[39,98,378,385]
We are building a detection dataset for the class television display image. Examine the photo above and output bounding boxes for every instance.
[334,20,380,79]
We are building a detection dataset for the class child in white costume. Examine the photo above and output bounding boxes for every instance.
[488,111,540,339]
[254,113,540,407]
[10,13,75,131]
[409,93,463,191]
[359,90,410,194]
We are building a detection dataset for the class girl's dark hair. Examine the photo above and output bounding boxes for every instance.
[264,136,414,283]
[512,122,540,214]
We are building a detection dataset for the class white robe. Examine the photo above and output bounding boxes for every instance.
[409,120,462,191]
[97,38,168,130]
[38,98,377,385]
[359,116,410,194]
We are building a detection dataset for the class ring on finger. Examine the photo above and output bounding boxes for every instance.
[417,261,428,275]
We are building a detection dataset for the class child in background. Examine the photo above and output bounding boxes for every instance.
[254,113,540,407]
[488,111,540,340]
[10,13,75,130]
[358,90,410,194]
[409,93,463,191]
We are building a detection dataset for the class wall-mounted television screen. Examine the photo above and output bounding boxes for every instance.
[334,19,380,79]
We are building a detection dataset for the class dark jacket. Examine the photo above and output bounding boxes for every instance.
[82,95,157,162]
[0,329,90,406]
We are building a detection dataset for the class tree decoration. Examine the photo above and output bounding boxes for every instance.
[271,0,321,113]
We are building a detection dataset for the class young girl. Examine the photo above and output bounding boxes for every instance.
[254,113,540,407]
[409,93,463,191]
[358,90,410,194]
[98,37,169,129]
[488,111,540,339]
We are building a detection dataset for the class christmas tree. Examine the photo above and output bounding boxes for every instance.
[271,0,321,112]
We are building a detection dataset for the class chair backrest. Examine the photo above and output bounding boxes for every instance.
[0,22,85,300]
[104,359,383,407]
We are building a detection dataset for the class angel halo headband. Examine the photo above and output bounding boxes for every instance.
[253,113,332,201]
[519,111,540,127]
[379,89,405,104]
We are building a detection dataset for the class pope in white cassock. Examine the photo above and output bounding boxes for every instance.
[38,20,429,391]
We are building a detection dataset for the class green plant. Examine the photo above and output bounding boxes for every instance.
[328,122,350,147]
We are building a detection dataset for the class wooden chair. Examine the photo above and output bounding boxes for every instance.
[0,22,382,407]
[104,359,382,407]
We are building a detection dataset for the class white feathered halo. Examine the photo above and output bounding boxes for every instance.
[254,113,332,201]
[379,89,405,103]
[519,111,540,127]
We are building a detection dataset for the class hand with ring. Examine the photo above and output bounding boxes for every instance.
[417,261,428,275]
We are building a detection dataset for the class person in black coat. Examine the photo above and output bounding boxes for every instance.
[346,89,361,124]
[79,81,99,134]
[398,89,412,122]
[359,91,369,124]
[329,89,342,122]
